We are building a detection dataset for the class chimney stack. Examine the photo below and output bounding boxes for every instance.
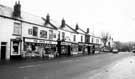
[61,18,65,28]
[45,14,50,24]
[87,28,89,33]
[12,1,21,18]
[75,24,79,30]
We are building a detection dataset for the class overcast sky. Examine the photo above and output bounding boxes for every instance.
[1,0,135,42]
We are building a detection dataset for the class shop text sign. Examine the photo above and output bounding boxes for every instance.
[25,38,57,44]
[61,42,71,45]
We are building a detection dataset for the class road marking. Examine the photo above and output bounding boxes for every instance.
[18,64,41,68]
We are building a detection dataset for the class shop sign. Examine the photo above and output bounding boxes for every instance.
[88,44,93,46]
[38,40,45,43]
[85,44,89,46]
[25,38,35,42]
[45,41,57,44]
[61,42,71,45]
[51,41,57,44]
[25,38,57,44]
[78,43,85,46]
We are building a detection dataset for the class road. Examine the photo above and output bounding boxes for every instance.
[0,52,133,79]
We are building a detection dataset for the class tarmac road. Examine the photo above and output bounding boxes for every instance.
[0,52,132,79]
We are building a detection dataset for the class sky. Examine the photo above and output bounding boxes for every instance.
[0,0,135,42]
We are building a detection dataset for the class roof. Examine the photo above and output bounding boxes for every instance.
[41,17,58,29]
[64,24,78,33]
[76,27,86,35]
[0,4,57,29]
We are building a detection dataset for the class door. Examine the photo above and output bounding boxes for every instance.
[1,42,7,60]
[68,45,71,56]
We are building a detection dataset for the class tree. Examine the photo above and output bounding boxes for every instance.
[101,32,111,47]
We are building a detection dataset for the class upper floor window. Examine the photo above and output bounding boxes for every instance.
[58,31,60,40]
[96,39,99,44]
[74,35,76,41]
[81,36,83,42]
[49,30,53,40]
[33,27,38,36]
[28,28,33,35]
[13,22,21,35]
[53,33,56,38]
[62,32,65,40]
[40,30,47,38]
[85,35,90,43]
[92,38,94,43]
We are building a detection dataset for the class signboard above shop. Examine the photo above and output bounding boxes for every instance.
[24,38,57,44]
[61,42,71,45]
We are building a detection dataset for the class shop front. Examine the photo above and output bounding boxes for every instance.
[94,44,101,54]
[88,43,93,55]
[60,41,71,56]
[78,42,85,54]
[23,37,58,58]
[10,38,22,60]
[71,43,78,55]
[83,43,89,55]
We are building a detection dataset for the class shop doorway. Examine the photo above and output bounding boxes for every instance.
[68,45,71,56]
[1,42,7,60]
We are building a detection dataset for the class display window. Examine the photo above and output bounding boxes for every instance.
[61,46,68,55]
[11,41,21,55]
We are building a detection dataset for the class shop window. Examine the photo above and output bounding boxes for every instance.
[81,36,83,42]
[12,41,20,55]
[33,27,38,36]
[73,35,76,41]
[13,22,21,35]
[78,46,82,51]
[49,30,53,40]
[40,30,47,38]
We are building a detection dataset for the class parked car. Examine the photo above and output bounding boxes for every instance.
[112,49,119,54]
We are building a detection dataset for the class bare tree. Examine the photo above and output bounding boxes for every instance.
[101,32,111,47]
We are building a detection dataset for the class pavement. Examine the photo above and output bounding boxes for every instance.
[0,52,133,79]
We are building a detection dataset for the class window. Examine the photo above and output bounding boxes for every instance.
[40,30,47,38]
[58,31,60,40]
[53,33,56,38]
[13,22,21,35]
[49,30,53,40]
[81,36,83,42]
[92,38,94,43]
[28,28,33,35]
[85,35,90,43]
[62,32,65,40]
[33,27,38,36]
[96,39,99,44]
[74,35,76,41]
